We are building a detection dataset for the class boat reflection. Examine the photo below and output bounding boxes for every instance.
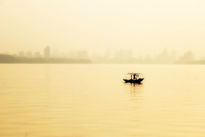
[124,82,144,101]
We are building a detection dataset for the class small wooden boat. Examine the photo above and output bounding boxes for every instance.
[123,73,144,84]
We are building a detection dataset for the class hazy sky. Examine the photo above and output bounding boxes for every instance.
[0,0,205,56]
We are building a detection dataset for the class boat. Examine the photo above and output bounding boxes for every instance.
[123,73,144,84]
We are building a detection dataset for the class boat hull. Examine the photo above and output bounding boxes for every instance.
[123,78,144,84]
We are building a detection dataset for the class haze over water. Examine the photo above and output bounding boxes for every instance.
[0,64,205,137]
[1,0,205,136]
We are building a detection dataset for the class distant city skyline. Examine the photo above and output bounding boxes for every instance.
[0,46,204,64]
[2,47,204,61]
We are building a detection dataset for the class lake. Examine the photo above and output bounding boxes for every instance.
[0,64,205,137]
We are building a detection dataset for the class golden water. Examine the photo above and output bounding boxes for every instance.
[0,64,205,137]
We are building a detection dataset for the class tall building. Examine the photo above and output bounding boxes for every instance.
[44,46,51,58]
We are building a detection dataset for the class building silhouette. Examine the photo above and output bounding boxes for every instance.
[44,46,51,58]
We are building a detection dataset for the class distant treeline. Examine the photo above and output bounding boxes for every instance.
[1,54,205,64]
[0,54,91,64]
[176,60,205,64]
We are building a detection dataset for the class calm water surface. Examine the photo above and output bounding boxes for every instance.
[0,64,205,137]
